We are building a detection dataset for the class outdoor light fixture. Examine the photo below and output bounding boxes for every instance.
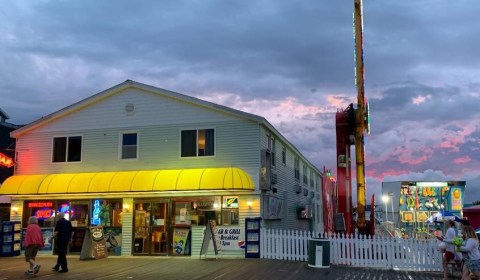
[382,195,389,222]
[123,204,131,213]
[11,207,19,215]
[246,201,253,209]
[213,203,219,209]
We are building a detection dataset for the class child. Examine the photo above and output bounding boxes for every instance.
[24,216,44,275]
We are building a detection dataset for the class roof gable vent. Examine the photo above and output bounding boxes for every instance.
[125,103,135,115]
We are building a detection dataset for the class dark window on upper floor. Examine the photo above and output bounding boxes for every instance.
[52,136,82,162]
[294,157,300,180]
[121,132,138,159]
[181,129,215,157]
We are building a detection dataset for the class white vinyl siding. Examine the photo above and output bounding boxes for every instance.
[14,120,259,179]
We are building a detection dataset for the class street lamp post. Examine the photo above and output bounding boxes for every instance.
[382,195,389,223]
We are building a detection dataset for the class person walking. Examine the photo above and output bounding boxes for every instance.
[458,226,480,280]
[52,212,73,273]
[437,219,460,279]
[24,216,44,275]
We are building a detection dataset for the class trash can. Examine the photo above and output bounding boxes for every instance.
[307,238,330,268]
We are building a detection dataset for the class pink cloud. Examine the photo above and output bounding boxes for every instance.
[436,123,475,152]
[453,156,471,164]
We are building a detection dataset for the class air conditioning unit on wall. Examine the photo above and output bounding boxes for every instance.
[297,205,313,220]
[271,173,277,185]
[303,188,309,196]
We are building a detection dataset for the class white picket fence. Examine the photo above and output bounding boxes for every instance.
[260,228,442,271]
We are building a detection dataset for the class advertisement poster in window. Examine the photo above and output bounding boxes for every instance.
[21,228,54,253]
[173,228,189,255]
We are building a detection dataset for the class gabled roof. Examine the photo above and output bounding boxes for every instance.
[11,80,321,173]
[11,80,264,137]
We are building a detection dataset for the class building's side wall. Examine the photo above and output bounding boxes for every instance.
[258,126,322,232]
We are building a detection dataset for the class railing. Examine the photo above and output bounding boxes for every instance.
[260,228,442,271]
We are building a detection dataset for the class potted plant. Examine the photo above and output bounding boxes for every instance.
[98,204,110,226]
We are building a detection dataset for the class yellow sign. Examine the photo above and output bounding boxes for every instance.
[453,189,461,199]
[416,211,428,222]
[173,228,189,255]
[401,211,414,222]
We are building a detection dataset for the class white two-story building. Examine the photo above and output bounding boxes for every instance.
[0,80,326,257]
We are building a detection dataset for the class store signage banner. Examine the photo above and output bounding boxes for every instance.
[216,226,244,251]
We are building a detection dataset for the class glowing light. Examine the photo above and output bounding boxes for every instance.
[28,202,53,208]
[0,152,14,168]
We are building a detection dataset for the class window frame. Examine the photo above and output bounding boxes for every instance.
[119,131,139,160]
[294,157,300,181]
[180,128,215,158]
[303,164,308,185]
[52,135,83,163]
[266,134,276,167]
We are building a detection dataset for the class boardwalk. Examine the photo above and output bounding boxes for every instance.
[0,255,447,280]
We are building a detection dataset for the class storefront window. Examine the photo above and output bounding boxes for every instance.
[22,199,123,255]
[70,201,89,227]
[89,199,122,227]
[22,201,56,227]
[221,196,239,225]
[171,196,239,226]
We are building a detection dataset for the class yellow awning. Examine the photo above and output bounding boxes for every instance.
[0,168,254,195]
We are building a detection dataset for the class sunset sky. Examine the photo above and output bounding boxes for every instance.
[1,1,479,202]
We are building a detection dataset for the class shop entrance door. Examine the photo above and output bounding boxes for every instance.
[133,201,168,255]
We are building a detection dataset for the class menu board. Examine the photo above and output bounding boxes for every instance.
[80,226,107,260]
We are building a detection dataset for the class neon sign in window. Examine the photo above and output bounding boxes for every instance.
[0,152,14,168]
[92,200,101,225]
[28,202,53,208]
[35,209,54,220]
